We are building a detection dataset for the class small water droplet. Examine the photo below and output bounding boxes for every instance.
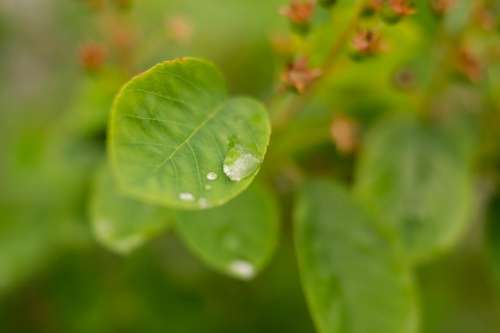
[179,192,195,201]
[198,197,209,208]
[228,260,255,280]
[95,219,143,254]
[205,184,212,191]
[206,171,218,181]
[223,144,261,182]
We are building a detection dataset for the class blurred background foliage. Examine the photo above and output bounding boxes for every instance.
[0,0,499,332]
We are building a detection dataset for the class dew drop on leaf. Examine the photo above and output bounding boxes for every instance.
[228,260,255,280]
[179,192,195,201]
[206,172,218,181]
[95,219,144,254]
[198,197,209,208]
[223,145,261,182]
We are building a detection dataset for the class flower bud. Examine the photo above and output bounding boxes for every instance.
[281,57,322,94]
[79,42,106,72]
[279,0,316,34]
[330,115,359,155]
[350,29,383,60]
[381,0,416,24]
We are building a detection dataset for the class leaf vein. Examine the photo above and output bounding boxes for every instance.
[187,142,203,194]
[153,104,223,172]
[130,88,191,109]
[123,114,192,129]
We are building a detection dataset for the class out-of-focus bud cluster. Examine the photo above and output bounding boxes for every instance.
[456,48,482,83]
[474,4,498,31]
[165,15,195,45]
[351,29,385,59]
[281,57,322,94]
[330,115,360,155]
[381,0,416,23]
[279,0,317,33]
[362,0,384,16]
[79,41,106,72]
[360,0,416,22]
[430,0,456,16]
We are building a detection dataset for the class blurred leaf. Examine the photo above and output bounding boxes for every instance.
[109,57,271,209]
[175,183,280,280]
[0,115,100,294]
[90,166,173,255]
[64,69,125,139]
[294,179,418,333]
[355,116,473,262]
[486,191,500,290]
[0,206,57,295]
[418,246,500,333]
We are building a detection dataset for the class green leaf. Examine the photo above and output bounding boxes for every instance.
[486,191,500,290]
[175,184,280,280]
[89,165,173,254]
[109,57,271,210]
[64,69,125,138]
[0,206,57,294]
[294,180,418,333]
[355,117,473,262]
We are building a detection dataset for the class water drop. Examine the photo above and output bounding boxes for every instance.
[206,171,218,181]
[228,260,255,280]
[205,184,212,191]
[198,197,209,208]
[111,235,144,254]
[223,144,261,182]
[95,219,143,254]
[179,192,195,201]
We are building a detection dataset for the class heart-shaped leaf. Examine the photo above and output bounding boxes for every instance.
[109,57,271,210]
[295,180,418,333]
[176,184,280,280]
[355,117,473,262]
[89,165,173,254]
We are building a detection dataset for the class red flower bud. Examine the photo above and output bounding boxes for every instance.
[79,42,106,72]
[279,0,316,31]
[281,57,322,94]
[430,0,455,16]
[456,48,482,82]
[330,115,359,154]
[351,29,383,57]
[388,0,415,16]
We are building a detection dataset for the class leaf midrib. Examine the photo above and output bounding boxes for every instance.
[153,101,224,172]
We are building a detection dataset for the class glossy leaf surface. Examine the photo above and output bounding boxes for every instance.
[109,58,271,209]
